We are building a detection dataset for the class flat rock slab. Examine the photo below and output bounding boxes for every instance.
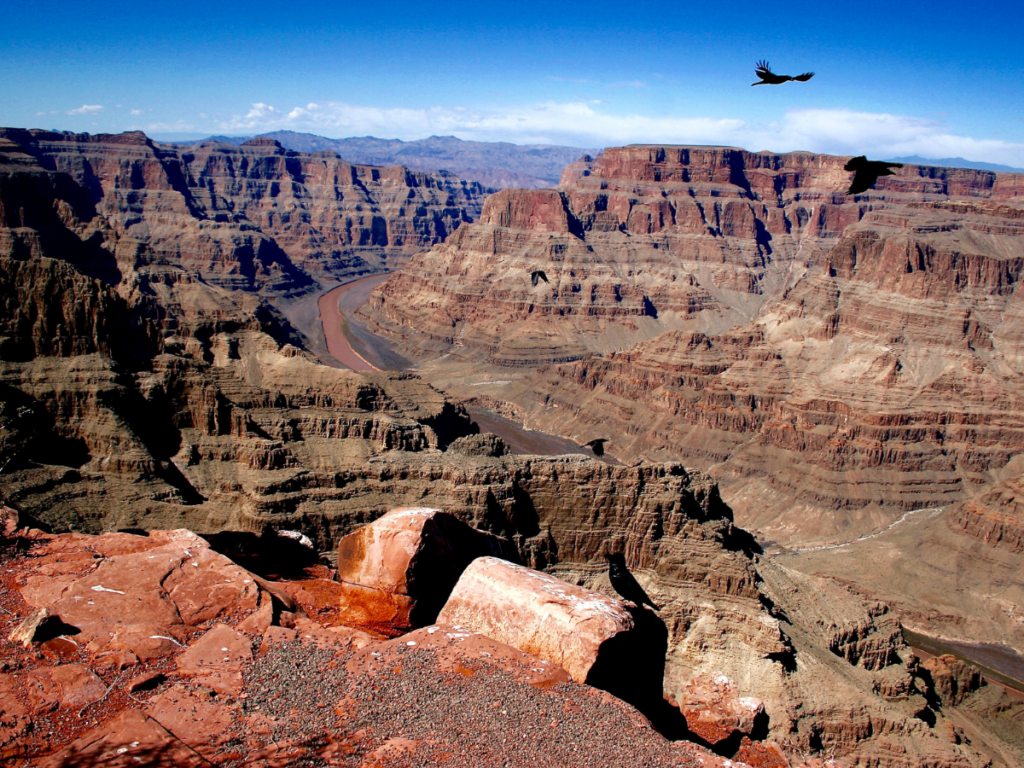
[146,686,238,760]
[436,556,634,683]
[38,709,213,768]
[19,529,285,662]
[24,664,107,711]
[176,623,252,696]
[335,507,514,634]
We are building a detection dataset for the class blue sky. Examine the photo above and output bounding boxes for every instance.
[3,0,1023,164]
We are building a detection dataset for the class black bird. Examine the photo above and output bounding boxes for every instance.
[581,438,610,456]
[606,552,660,610]
[751,60,814,86]
[530,269,549,287]
[844,156,904,195]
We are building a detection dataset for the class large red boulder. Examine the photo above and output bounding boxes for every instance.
[436,555,634,683]
[335,507,514,634]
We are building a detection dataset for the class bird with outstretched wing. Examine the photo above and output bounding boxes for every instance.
[581,438,610,456]
[844,156,904,195]
[752,60,814,86]
[530,269,549,287]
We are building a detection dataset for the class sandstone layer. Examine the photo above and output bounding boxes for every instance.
[3,131,1022,766]
[335,507,515,633]
[358,145,1024,546]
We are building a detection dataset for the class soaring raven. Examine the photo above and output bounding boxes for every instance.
[581,438,610,456]
[751,60,814,86]
[530,269,549,287]
[606,553,660,610]
[844,156,904,194]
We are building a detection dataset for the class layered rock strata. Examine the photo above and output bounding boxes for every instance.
[1,128,488,291]
[949,472,1024,553]
[358,145,1024,545]
[5,504,1011,767]
[0,509,844,768]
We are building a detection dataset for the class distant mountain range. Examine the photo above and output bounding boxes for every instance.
[172,132,596,189]
[885,155,1024,173]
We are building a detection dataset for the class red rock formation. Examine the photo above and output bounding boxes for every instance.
[918,655,984,708]
[334,507,514,634]
[949,473,1024,552]
[677,673,765,746]
[0,516,828,768]
[436,555,634,683]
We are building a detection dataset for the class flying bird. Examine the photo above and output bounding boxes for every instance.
[606,553,660,610]
[530,269,549,287]
[581,438,610,456]
[751,60,814,86]
[844,156,904,195]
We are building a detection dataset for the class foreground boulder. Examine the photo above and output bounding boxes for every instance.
[335,507,515,634]
[436,555,634,683]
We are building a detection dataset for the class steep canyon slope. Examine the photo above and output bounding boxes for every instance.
[358,145,1024,548]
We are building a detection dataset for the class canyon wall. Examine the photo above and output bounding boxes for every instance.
[358,145,1024,544]
[0,128,488,294]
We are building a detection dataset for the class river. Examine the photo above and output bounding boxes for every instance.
[308,275,618,463]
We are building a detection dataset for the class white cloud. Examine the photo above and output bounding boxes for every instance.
[35,110,58,116]
[130,109,144,116]
[66,104,104,115]
[216,101,1024,167]
[245,102,280,120]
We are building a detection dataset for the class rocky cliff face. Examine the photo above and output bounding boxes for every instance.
[1,128,488,293]
[358,145,1024,545]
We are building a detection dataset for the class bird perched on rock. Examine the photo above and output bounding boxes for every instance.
[606,552,660,610]
[751,60,814,86]
[530,269,549,286]
[581,438,610,456]
[844,156,904,195]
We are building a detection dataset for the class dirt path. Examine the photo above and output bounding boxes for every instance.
[316,275,390,372]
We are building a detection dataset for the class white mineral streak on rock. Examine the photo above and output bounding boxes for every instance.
[90,585,126,594]
[437,556,633,683]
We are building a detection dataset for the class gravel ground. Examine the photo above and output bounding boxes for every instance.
[237,642,701,768]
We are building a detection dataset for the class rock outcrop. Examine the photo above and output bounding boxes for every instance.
[0,509,853,768]
[335,507,515,633]
[949,472,1024,553]
[436,555,635,683]
[357,145,1024,548]
[918,655,984,709]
